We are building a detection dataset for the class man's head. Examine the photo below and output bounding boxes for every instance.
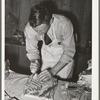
[29,4,52,35]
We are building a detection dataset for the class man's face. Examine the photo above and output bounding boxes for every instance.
[33,24,50,36]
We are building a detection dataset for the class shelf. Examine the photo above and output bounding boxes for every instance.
[5,37,25,46]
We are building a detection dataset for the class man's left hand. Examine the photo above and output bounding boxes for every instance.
[38,70,53,82]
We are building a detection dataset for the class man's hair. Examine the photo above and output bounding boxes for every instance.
[29,4,52,27]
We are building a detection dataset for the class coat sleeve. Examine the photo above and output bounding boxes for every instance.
[24,24,40,62]
[60,20,76,63]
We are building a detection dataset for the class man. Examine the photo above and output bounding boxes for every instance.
[24,4,76,81]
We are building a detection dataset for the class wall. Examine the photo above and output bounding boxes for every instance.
[5,0,20,37]
[5,0,92,48]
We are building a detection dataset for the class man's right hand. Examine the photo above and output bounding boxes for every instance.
[30,60,40,74]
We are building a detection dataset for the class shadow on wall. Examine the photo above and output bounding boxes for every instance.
[41,1,58,14]
[5,11,19,37]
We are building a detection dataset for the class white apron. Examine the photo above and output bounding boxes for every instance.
[41,26,74,79]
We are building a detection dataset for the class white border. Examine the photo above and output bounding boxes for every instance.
[1,0,5,100]
[1,0,5,99]
[1,0,99,100]
[92,0,99,100]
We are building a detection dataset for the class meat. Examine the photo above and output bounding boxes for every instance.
[23,74,57,99]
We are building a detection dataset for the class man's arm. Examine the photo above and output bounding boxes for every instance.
[38,20,76,80]
[50,20,76,76]
[24,23,40,61]
[24,23,40,73]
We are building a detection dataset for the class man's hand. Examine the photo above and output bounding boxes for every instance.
[27,79,42,90]
[30,60,40,74]
[38,70,53,82]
